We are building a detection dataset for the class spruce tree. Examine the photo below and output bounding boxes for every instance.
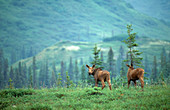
[81,65,86,87]
[91,44,102,68]
[3,58,9,87]
[65,71,73,88]
[151,56,158,83]
[74,59,79,84]
[123,24,143,67]
[51,70,56,87]
[38,64,45,87]
[107,47,115,76]
[9,66,14,81]
[0,48,4,88]
[33,56,37,88]
[68,57,73,80]
[45,60,50,88]
[61,61,65,84]
[28,66,33,88]
[56,73,62,87]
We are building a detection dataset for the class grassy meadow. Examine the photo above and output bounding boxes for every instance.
[0,85,169,110]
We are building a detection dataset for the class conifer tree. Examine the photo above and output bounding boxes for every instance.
[91,44,103,68]
[61,61,65,84]
[38,64,45,87]
[33,56,37,88]
[123,24,143,67]
[74,59,79,84]
[65,71,73,88]
[56,73,62,87]
[28,66,33,88]
[45,60,50,88]
[0,48,4,88]
[68,57,73,80]
[51,70,56,87]
[151,56,158,83]
[3,58,9,86]
[9,66,14,81]
[107,47,115,75]
[81,65,86,87]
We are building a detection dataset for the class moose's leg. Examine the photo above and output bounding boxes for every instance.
[101,80,105,90]
[106,78,112,90]
[133,80,137,88]
[128,79,130,89]
[95,79,98,87]
[139,77,144,90]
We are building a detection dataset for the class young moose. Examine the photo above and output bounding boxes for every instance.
[126,64,144,90]
[86,64,112,90]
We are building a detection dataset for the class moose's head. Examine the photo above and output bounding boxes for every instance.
[126,64,134,71]
[86,64,95,75]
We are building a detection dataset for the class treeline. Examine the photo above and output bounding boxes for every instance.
[0,45,169,89]
[9,46,40,65]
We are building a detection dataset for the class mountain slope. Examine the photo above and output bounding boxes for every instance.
[0,0,170,58]
[124,0,170,22]
[14,37,170,72]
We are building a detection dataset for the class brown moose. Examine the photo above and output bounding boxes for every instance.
[126,64,144,90]
[86,64,112,90]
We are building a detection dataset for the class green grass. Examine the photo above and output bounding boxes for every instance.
[0,85,169,110]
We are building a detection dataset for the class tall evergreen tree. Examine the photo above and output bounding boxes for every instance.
[65,71,73,88]
[81,65,86,87]
[91,44,103,68]
[117,46,125,76]
[107,47,115,76]
[68,57,74,80]
[45,60,50,88]
[0,48,4,88]
[61,61,65,84]
[9,66,14,80]
[151,56,158,82]
[74,59,79,84]
[3,58,9,87]
[32,56,37,88]
[100,51,104,68]
[123,24,143,67]
[51,70,56,87]
[28,66,33,88]
[22,63,27,86]
[56,73,62,87]
[38,64,45,87]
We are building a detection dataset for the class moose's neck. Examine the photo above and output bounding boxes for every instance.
[92,68,102,76]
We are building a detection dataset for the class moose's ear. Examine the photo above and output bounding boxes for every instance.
[131,63,133,67]
[126,64,130,67]
[86,65,90,68]
[92,64,95,68]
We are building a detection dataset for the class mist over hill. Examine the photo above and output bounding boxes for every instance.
[0,0,170,61]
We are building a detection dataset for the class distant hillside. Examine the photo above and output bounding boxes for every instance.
[13,37,170,73]
[125,0,170,22]
[0,0,170,59]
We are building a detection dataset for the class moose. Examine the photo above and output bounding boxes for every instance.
[126,64,144,90]
[86,64,112,90]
